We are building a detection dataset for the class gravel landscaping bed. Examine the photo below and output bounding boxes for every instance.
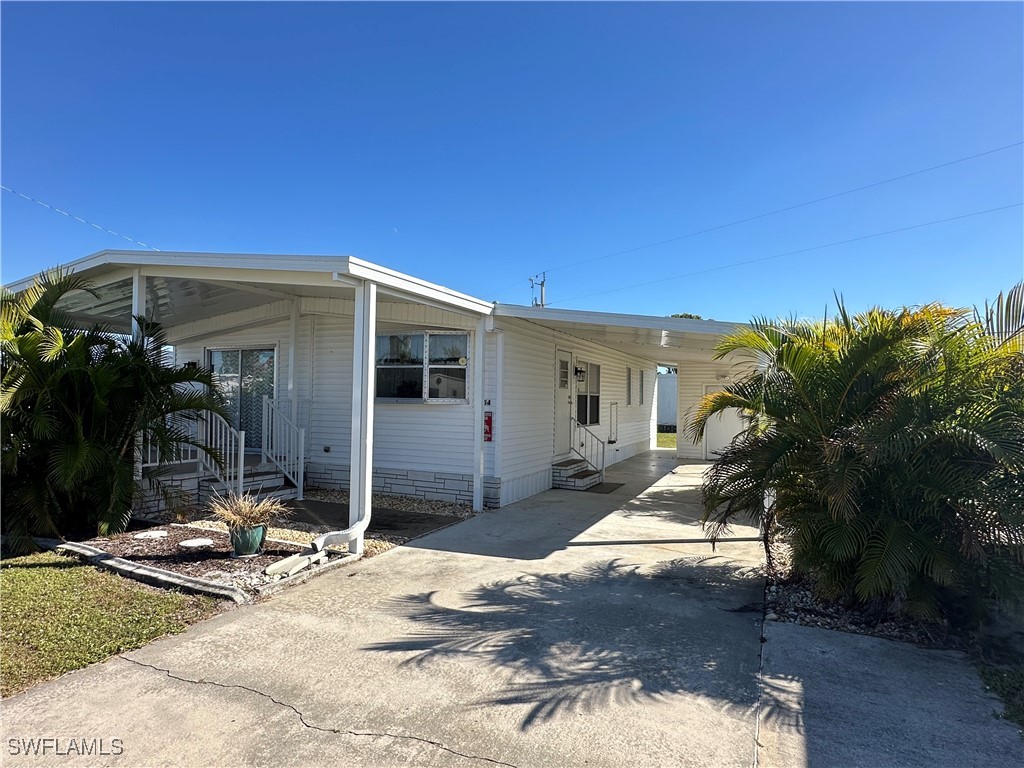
[186,518,407,558]
[137,488,473,560]
[763,540,963,649]
[80,526,317,594]
[303,487,475,518]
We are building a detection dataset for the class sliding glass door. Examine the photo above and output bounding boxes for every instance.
[208,348,276,451]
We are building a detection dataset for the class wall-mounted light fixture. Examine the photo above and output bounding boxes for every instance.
[574,366,587,382]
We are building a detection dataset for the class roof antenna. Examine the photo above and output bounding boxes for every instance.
[529,272,547,307]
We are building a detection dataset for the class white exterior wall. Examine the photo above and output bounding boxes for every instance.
[173,315,313,432]
[172,297,487,483]
[495,317,659,505]
[675,360,749,459]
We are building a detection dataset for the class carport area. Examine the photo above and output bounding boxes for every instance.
[2,452,1019,767]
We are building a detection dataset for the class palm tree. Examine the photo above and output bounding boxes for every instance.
[1,270,227,553]
[689,286,1024,622]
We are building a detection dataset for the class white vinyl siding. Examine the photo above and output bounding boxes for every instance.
[495,316,659,505]
[172,299,482,476]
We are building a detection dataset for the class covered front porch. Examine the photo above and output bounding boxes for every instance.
[10,250,493,553]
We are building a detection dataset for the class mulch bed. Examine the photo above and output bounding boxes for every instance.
[79,525,308,593]
[764,539,965,650]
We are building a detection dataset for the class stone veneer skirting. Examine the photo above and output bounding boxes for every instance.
[306,461,501,508]
[135,464,502,514]
[137,473,201,516]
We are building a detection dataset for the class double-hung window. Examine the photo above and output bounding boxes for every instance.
[375,332,469,403]
[626,367,633,406]
[576,360,601,426]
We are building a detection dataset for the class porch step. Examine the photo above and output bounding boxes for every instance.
[552,458,588,484]
[199,470,288,503]
[554,469,603,491]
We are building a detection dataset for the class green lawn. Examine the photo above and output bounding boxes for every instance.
[979,664,1024,731]
[656,431,677,449]
[0,551,218,697]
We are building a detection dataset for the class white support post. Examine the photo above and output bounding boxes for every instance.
[288,300,299,423]
[348,280,377,554]
[237,431,246,496]
[472,316,486,511]
[131,269,146,482]
[675,365,686,460]
[130,268,145,339]
[261,395,269,464]
[297,428,305,501]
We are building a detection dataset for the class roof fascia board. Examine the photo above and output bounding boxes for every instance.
[342,259,492,315]
[493,304,743,336]
[374,284,489,319]
[4,250,354,292]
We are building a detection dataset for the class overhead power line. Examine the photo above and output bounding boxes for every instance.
[546,202,1024,307]
[1,185,161,251]
[493,140,1024,297]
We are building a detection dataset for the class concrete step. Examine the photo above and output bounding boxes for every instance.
[552,458,589,482]
[199,470,290,503]
[553,468,602,491]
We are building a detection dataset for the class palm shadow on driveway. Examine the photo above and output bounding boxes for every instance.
[364,556,768,731]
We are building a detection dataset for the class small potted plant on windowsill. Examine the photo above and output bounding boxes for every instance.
[208,492,291,558]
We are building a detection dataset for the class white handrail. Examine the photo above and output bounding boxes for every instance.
[570,415,606,482]
[262,395,306,500]
[198,411,246,495]
[141,412,201,468]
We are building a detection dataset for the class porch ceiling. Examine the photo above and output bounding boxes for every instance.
[9,250,493,333]
[55,275,302,332]
[493,304,744,364]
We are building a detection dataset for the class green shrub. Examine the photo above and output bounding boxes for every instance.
[1,270,227,552]
[690,285,1024,624]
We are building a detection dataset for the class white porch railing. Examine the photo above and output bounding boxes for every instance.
[570,415,606,482]
[198,411,246,495]
[262,395,305,500]
[141,413,201,468]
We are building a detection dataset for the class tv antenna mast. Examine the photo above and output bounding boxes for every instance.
[529,272,547,307]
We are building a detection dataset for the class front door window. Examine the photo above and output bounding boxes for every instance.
[208,348,275,450]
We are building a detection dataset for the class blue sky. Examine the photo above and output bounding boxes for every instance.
[2,2,1022,321]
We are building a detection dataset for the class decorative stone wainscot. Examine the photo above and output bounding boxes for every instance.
[306,462,501,508]
[136,472,201,515]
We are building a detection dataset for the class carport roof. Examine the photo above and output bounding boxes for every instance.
[493,304,745,364]
[6,250,746,359]
[4,250,494,332]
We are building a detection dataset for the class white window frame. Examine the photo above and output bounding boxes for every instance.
[639,369,645,406]
[626,366,633,406]
[576,359,601,426]
[375,330,470,404]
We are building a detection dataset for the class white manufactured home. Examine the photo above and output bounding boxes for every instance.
[6,251,749,549]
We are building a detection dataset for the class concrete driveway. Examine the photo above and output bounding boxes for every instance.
[3,451,1020,767]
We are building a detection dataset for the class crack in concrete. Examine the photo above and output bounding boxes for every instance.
[119,656,519,768]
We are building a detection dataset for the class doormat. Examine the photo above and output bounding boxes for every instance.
[584,482,625,494]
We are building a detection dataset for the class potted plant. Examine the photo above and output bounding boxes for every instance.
[208,492,291,558]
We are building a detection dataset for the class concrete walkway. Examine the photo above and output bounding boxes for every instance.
[2,451,1020,767]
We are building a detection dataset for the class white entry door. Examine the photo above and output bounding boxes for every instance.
[703,385,745,459]
[554,349,572,456]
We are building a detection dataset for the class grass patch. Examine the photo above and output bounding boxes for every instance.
[1,551,219,697]
[656,432,677,449]
[978,664,1024,731]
